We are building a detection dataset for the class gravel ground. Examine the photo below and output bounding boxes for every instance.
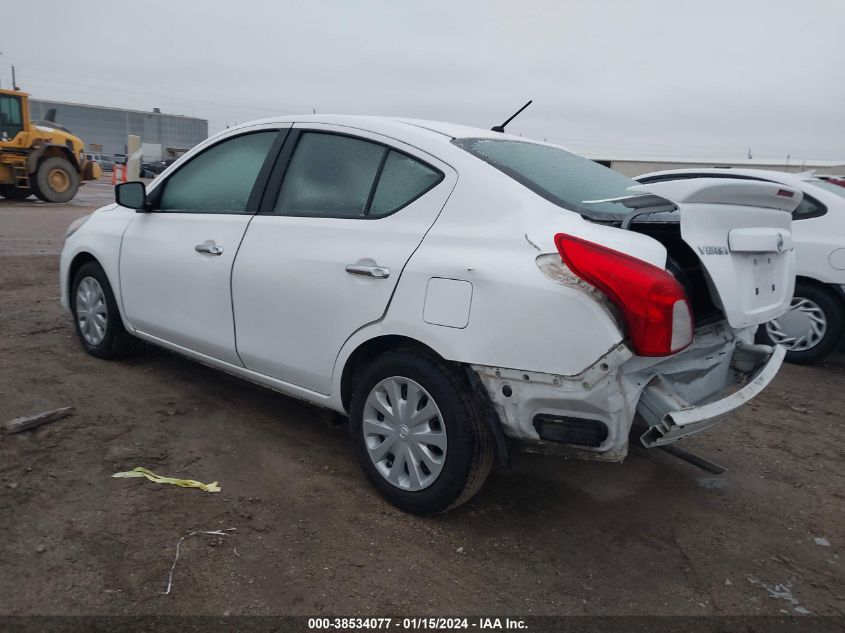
[1,180,843,616]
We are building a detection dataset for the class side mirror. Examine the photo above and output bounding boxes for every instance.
[115,181,147,211]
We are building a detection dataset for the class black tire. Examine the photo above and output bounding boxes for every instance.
[34,156,80,203]
[349,348,494,514]
[29,177,44,200]
[757,281,844,364]
[0,185,32,200]
[71,261,138,359]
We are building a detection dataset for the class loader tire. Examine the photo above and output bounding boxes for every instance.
[34,157,79,203]
[0,185,32,200]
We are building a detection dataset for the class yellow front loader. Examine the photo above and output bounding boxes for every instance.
[0,88,100,203]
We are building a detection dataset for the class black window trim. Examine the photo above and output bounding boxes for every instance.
[258,128,445,220]
[637,172,828,221]
[147,128,289,215]
[363,149,390,215]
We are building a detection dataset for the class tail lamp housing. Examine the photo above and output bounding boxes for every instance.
[554,233,693,356]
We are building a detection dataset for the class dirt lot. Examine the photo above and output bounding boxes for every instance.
[1,179,844,617]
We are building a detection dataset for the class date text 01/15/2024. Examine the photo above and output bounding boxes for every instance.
[306,617,528,630]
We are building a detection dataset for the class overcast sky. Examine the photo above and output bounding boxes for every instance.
[1,0,843,160]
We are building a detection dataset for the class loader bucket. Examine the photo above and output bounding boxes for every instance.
[83,161,102,181]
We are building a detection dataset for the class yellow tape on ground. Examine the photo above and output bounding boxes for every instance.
[112,466,221,493]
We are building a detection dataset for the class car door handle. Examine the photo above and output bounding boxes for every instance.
[345,264,390,279]
[195,240,223,256]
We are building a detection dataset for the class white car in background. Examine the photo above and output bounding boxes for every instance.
[637,168,845,364]
[61,116,797,513]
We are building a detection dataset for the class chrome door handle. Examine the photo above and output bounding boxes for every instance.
[345,264,390,279]
[195,240,223,256]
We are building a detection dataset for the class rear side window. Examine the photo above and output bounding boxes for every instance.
[274,132,442,218]
[159,131,277,213]
[793,196,826,219]
[369,151,442,217]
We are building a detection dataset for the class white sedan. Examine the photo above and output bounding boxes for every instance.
[61,116,797,513]
[637,168,845,364]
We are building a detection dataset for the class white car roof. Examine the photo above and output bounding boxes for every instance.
[193,115,574,179]
[149,115,559,197]
[224,114,524,145]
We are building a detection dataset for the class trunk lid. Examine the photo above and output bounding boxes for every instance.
[585,178,799,329]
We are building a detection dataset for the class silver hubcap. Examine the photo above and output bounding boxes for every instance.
[363,377,447,491]
[75,276,107,345]
[765,296,828,352]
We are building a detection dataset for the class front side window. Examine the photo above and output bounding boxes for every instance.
[158,131,277,213]
[0,94,24,141]
[274,133,443,218]
[454,137,638,219]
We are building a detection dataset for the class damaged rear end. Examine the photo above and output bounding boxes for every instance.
[610,178,797,448]
[455,137,797,461]
[478,179,797,461]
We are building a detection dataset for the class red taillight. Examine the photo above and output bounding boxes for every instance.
[554,233,693,356]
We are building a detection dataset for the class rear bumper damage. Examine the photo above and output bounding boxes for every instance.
[471,323,784,461]
[637,342,784,447]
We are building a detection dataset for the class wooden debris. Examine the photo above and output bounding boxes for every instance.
[3,406,74,434]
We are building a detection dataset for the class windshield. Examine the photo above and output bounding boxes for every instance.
[453,137,638,218]
[0,94,25,141]
[809,179,845,198]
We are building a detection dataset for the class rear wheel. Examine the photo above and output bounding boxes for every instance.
[350,349,494,514]
[71,261,138,359]
[0,185,32,200]
[34,157,80,203]
[758,281,844,364]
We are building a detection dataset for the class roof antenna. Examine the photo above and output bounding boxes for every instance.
[491,100,532,133]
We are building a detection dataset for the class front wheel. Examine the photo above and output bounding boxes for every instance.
[350,349,494,514]
[71,261,138,359]
[758,281,844,364]
[34,157,80,203]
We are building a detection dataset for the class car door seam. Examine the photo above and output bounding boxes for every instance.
[230,214,258,368]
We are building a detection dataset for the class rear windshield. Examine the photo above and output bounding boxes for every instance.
[809,179,845,198]
[453,137,637,218]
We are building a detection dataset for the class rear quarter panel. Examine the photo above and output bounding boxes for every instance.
[332,166,670,394]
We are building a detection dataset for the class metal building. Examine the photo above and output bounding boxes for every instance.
[28,99,208,160]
